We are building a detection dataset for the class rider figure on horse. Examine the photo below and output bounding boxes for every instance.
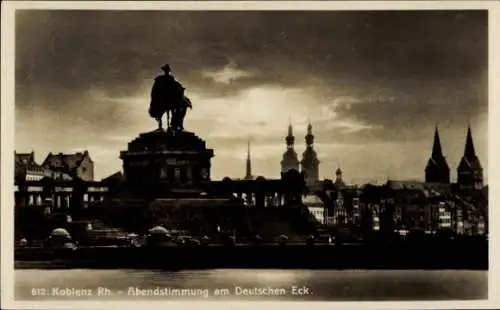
[149,64,192,132]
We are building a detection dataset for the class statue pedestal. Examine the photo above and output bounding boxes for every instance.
[97,129,242,233]
[119,130,214,188]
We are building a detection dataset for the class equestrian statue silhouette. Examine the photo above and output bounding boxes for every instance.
[149,64,192,132]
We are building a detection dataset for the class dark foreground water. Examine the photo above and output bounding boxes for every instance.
[15,269,487,301]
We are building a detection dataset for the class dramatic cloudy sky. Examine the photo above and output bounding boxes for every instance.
[15,10,488,183]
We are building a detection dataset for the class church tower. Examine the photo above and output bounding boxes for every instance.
[457,125,483,190]
[244,141,254,180]
[334,165,346,189]
[425,125,450,184]
[281,121,300,173]
[300,122,320,186]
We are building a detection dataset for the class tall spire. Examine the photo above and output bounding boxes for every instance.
[286,118,295,148]
[336,166,342,177]
[457,125,483,190]
[425,124,450,184]
[431,125,444,158]
[301,121,320,185]
[281,119,300,173]
[245,140,252,179]
[334,162,345,188]
[305,121,314,147]
[464,125,477,159]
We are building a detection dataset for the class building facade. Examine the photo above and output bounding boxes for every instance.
[15,152,51,182]
[42,150,94,181]
[303,194,327,225]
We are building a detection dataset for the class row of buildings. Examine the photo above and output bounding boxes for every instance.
[15,150,94,183]
[14,122,487,237]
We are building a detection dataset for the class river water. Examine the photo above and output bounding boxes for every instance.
[15,269,487,301]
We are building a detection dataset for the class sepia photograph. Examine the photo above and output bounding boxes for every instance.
[1,1,499,309]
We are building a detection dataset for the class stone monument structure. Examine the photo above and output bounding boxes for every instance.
[120,64,214,193]
[120,130,214,187]
[90,64,311,237]
[92,64,246,233]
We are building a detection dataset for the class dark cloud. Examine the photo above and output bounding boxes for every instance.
[16,10,486,93]
[328,73,487,140]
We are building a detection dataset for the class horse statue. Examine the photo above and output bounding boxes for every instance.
[149,92,192,132]
[148,64,192,132]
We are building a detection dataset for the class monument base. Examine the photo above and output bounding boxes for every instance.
[119,129,214,188]
[90,128,251,233]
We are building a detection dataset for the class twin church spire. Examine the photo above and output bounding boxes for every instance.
[431,125,444,159]
[463,126,478,160]
[246,121,482,189]
[301,121,320,185]
[246,119,319,183]
[281,119,319,185]
[281,119,300,174]
[457,125,483,189]
[425,125,450,184]
[425,124,483,189]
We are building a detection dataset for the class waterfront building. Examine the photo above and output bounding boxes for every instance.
[352,196,361,225]
[477,216,486,235]
[333,190,347,225]
[42,150,94,181]
[15,151,51,182]
[380,178,487,236]
[437,201,452,229]
[302,194,326,225]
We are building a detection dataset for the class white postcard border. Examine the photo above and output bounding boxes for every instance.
[1,1,499,309]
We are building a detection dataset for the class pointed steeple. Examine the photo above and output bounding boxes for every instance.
[305,121,314,147]
[335,167,342,177]
[281,119,300,173]
[301,121,320,185]
[431,125,444,158]
[425,124,450,184]
[335,162,342,177]
[457,125,483,190]
[245,140,252,179]
[464,125,477,160]
[334,163,345,188]
[285,118,295,148]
